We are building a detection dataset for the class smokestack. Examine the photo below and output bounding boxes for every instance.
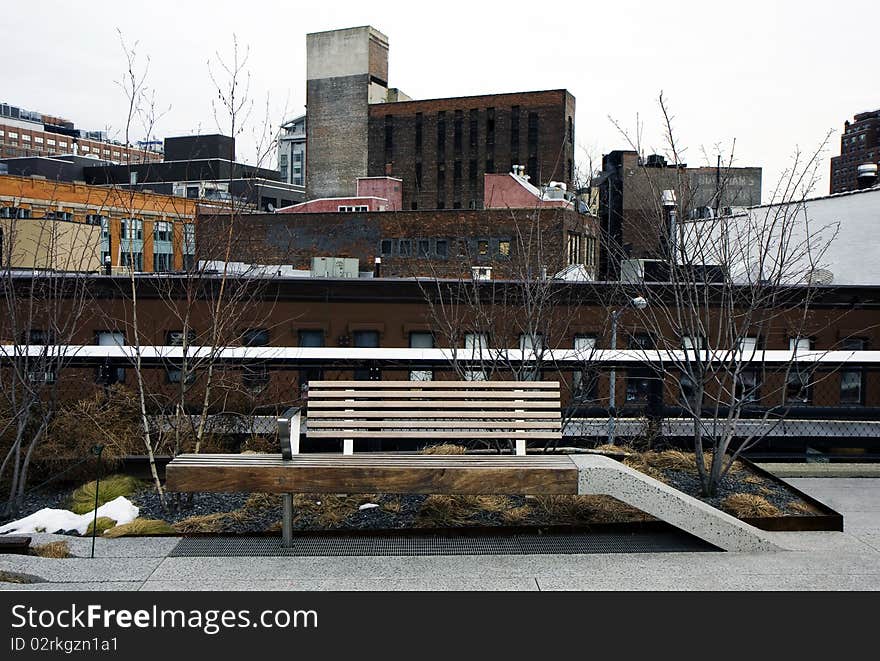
[104,255,112,276]
[857,163,878,190]
[374,256,382,278]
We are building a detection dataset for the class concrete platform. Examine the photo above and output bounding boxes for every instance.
[0,477,878,591]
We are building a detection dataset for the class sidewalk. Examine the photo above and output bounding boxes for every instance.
[2,477,879,591]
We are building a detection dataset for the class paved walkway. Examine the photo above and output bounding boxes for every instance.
[2,477,880,591]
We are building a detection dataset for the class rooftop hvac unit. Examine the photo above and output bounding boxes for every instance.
[471,266,492,281]
[311,257,360,279]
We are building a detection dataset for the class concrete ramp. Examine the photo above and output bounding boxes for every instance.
[571,455,780,552]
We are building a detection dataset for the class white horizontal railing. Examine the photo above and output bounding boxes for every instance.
[0,345,878,366]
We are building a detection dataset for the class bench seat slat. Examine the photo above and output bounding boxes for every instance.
[308,410,561,419]
[309,382,558,387]
[307,390,560,400]
[308,420,561,429]
[307,400,559,409]
[308,431,561,439]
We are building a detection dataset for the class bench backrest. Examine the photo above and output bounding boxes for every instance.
[292,380,561,456]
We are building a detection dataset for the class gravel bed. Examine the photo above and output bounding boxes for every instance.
[2,457,822,535]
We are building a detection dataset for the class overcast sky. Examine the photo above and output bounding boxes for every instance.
[3,1,878,201]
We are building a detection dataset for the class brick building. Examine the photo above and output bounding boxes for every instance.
[305,26,575,209]
[597,150,762,278]
[830,109,880,194]
[0,174,197,272]
[0,102,161,164]
[200,206,598,280]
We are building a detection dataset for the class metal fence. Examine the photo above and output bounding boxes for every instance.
[2,346,880,460]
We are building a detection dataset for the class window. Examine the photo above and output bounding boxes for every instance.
[418,239,430,258]
[298,329,325,347]
[840,338,866,405]
[519,333,544,380]
[415,112,423,154]
[297,329,325,389]
[47,139,55,146]
[456,239,469,258]
[167,330,196,346]
[399,239,412,257]
[436,111,446,160]
[585,236,597,267]
[86,214,107,228]
[34,136,43,144]
[353,330,381,380]
[153,253,173,271]
[469,109,478,151]
[485,107,495,148]
[154,221,172,242]
[384,115,393,157]
[567,231,581,265]
[380,239,393,256]
[121,218,142,240]
[736,336,762,403]
[435,239,448,259]
[338,205,369,212]
[120,250,143,271]
[242,328,270,347]
[626,334,656,404]
[464,332,488,352]
[786,337,813,404]
[572,335,599,401]
[478,240,489,256]
[96,331,125,384]
[415,162,423,189]
[453,110,463,155]
[409,331,434,381]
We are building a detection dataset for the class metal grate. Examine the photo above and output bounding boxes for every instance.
[169,531,718,557]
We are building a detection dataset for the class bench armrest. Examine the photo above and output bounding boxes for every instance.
[277,407,302,460]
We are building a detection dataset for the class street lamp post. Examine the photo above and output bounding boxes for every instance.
[607,296,648,445]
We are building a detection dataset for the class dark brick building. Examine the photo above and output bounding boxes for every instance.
[830,109,880,194]
[304,26,575,208]
[597,150,762,278]
[200,207,598,279]
[367,89,576,211]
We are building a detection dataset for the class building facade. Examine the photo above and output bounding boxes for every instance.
[0,102,162,163]
[597,150,762,278]
[278,115,306,187]
[199,206,599,280]
[830,109,880,194]
[84,135,305,211]
[0,175,197,272]
[304,26,576,209]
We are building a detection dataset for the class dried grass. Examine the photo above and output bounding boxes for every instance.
[415,495,478,527]
[789,501,821,516]
[31,541,71,558]
[421,444,468,455]
[622,456,669,483]
[104,518,175,537]
[172,512,232,534]
[382,498,402,514]
[532,495,651,524]
[500,505,532,524]
[644,450,693,471]
[721,493,781,518]
[291,494,358,527]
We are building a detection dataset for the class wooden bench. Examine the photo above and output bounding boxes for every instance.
[166,380,567,545]
[166,379,781,552]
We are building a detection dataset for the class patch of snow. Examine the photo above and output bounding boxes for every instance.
[358,503,379,511]
[0,496,139,536]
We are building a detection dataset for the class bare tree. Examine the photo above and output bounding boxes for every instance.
[0,181,96,516]
[611,93,849,495]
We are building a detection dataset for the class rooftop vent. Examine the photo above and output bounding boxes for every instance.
[857,163,878,189]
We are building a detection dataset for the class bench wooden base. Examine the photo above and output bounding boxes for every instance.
[165,453,780,552]
[166,453,578,495]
